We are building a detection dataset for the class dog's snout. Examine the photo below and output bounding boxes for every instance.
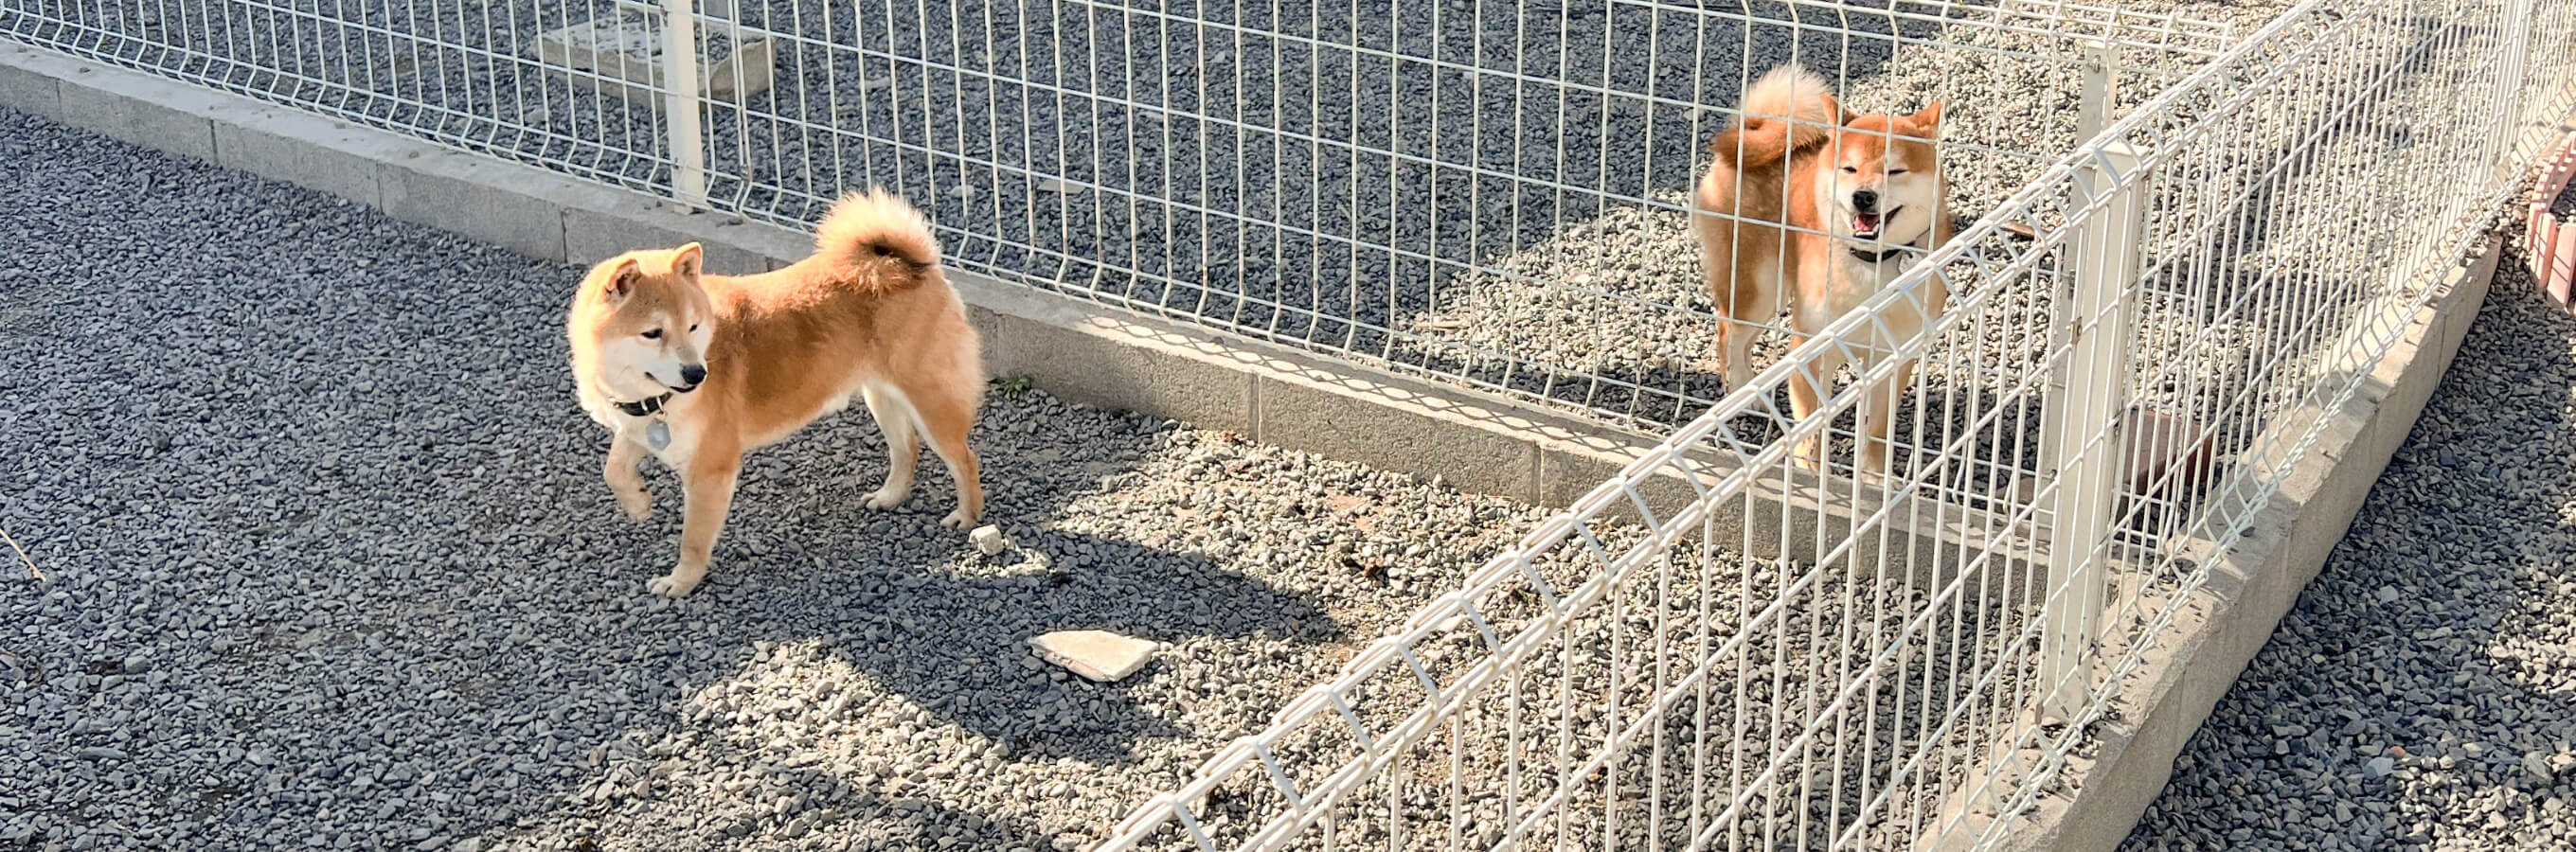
[1852,189,1880,213]
[679,364,707,385]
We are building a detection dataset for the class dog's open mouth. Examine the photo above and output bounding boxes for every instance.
[1852,205,1903,240]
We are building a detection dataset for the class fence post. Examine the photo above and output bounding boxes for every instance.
[2494,0,2536,179]
[2073,40,2118,144]
[2040,40,2122,477]
[661,0,708,209]
[2039,141,2148,721]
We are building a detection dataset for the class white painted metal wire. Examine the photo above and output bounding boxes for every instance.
[1081,1,2576,849]
[8,0,2573,849]
[4,0,2227,432]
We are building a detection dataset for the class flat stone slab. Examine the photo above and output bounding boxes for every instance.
[1028,630,1159,683]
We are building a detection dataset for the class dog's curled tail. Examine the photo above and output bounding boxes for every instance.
[814,188,941,289]
[1708,65,1838,169]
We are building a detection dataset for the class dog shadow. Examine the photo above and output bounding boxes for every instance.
[585,377,1350,763]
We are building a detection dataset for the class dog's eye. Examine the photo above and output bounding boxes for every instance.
[1887,169,1909,176]
[1841,166,1858,174]
[689,324,699,332]
[641,328,663,340]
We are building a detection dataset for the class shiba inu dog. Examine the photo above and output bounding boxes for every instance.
[1694,64,1953,472]
[566,190,985,596]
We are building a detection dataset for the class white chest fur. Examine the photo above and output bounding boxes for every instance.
[579,383,699,467]
[634,416,697,468]
[1812,246,1943,359]
[1835,250,1912,311]
[1798,248,1909,325]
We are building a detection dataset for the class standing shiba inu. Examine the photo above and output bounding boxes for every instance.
[1694,64,1953,473]
[566,189,986,596]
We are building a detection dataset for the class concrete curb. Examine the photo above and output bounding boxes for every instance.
[1927,234,2504,852]
[0,44,1673,509]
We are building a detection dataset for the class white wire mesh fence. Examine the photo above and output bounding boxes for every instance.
[1083,0,2576,849]
[8,0,2573,849]
[3,0,2232,431]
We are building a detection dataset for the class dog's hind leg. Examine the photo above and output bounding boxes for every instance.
[1698,210,1738,380]
[899,374,985,530]
[1719,254,1780,391]
[651,452,741,597]
[860,382,921,509]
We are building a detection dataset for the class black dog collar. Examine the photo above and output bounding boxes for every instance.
[613,393,673,417]
[1850,236,1925,264]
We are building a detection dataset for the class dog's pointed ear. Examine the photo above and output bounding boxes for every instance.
[1819,91,1846,126]
[1910,101,1945,136]
[671,243,705,280]
[602,257,640,300]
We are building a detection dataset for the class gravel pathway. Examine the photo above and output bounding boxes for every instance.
[21,0,2267,429]
[2122,240,2576,850]
[0,105,1567,851]
[9,5,2557,847]
[0,108,2046,852]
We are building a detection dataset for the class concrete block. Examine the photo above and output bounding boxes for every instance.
[377,151,568,261]
[57,79,214,161]
[535,12,776,104]
[1256,372,1539,501]
[0,49,63,121]
[976,308,1258,435]
[563,203,768,274]
[211,109,380,206]
[1536,441,1700,524]
[610,0,743,19]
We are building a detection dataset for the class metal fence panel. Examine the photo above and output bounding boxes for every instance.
[9,0,2572,849]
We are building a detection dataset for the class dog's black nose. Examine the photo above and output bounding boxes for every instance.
[1852,189,1879,213]
[680,364,707,385]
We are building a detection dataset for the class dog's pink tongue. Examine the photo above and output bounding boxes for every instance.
[1855,212,1883,234]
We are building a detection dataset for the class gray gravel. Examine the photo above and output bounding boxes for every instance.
[0,106,1565,851]
[0,110,2047,852]
[2124,239,2576,850]
[21,0,2273,429]
[37,0,2435,544]
[11,3,2553,847]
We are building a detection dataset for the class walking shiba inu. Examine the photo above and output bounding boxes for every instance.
[566,190,986,596]
[1694,65,1954,473]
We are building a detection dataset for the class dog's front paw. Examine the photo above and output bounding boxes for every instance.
[616,487,653,521]
[1857,444,1892,477]
[864,486,909,510]
[1791,436,1826,472]
[940,507,978,530]
[646,571,703,597]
